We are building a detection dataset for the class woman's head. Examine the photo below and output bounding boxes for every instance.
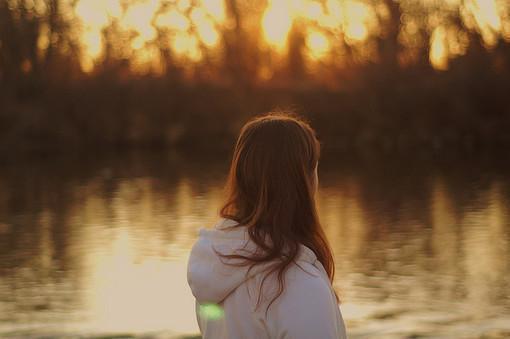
[221,113,320,225]
[218,112,338,313]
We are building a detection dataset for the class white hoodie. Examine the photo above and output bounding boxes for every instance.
[187,218,348,339]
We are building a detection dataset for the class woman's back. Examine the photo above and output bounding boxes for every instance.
[187,218,347,339]
[186,112,348,338]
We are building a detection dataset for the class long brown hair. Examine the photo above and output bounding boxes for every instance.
[215,111,338,315]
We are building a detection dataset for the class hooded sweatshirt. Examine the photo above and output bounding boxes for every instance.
[187,218,347,339]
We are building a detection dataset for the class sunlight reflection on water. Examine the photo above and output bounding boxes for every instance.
[0,151,509,338]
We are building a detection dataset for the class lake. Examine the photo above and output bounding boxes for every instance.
[0,149,509,339]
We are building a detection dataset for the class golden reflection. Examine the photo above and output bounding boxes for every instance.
[430,178,458,300]
[38,209,54,270]
[72,177,223,334]
[84,229,197,333]
[2,160,510,337]
[487,182,509,279]
[318,178,367,260]
[461,182,509,312]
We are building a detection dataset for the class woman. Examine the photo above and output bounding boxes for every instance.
[187,113,347,339]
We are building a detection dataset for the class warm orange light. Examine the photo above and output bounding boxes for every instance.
[307,30,330,59]
[470,0,502,31]
[464,0,502,46]
[81,30,102,72]
[305,1,324,21]
[320,0,344,30]
[84,228,198,334]
[343,1,373,43]
[173,33,202,61]
[191,8,220,47]
[430,26,449,71]
[262,1,293,49]
[71,0,510,73]
[178,0,192,12]
[75,0,122,71]
[74,0,223,72]
[120,0,158,43]
[155,9,190,31]
[201,0,226,22]
[75,0,120,28]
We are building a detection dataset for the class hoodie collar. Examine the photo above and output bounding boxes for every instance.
[203,218,318,264]
[187,218,319,304]
[215,217,240,230]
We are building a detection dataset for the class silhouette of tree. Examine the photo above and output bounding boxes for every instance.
[0,0,509,152]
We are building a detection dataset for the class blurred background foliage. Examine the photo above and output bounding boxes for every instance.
[1,0,509,153]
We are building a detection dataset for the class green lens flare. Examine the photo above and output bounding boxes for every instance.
[199,303,224,320]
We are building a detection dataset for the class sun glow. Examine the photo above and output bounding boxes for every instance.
[307,30,331,59]
[262,1,294,49]
[71,0,510,72]
[74,0,224,72]
[343,1,373,42]
[464,0,502,46]
[430,26,449,71]
[191,7,220,47]
[469,0,502,31]
[155,10,190,31]
[120,0,159,43]
[173,33,202,61]
[75,0,122,71]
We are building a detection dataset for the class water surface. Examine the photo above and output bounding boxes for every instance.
[0,150,509,338]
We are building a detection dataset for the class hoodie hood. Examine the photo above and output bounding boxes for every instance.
[187,218,319,304]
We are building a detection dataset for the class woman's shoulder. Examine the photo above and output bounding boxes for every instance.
[247,259,334,310]
[285,260,333,295]
[257,262,344,338]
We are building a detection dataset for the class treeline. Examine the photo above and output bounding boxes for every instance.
[1,0,510,153]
